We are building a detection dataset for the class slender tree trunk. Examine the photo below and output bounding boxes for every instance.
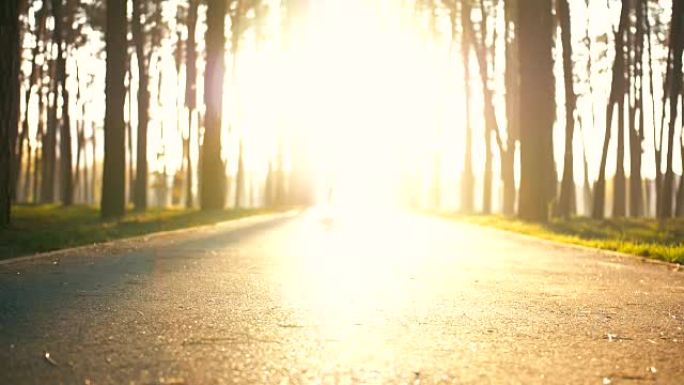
[81,121,89,204]
[201,0,227,210]
[579,122,592,215]
[131,0,149,211]
[613,91,626,217]
[460,2,474,214]
[8,0,26,203]
[645,3,661,217]
[21,4,47,202]
[518,0,555,222]
[185,109,194,208]
[74,120,83,202]
[235,140,245,208]
[52,0,73,206]
[502,0,518,216]
[592,2,628,219]
[101,0,127,219]
[126,67,134,204]
[184,0,199,208]
[265,161,273,207]
[463,0,496,214]
[0,0,21,227]
[17,3,45,201]
[33,88,45,203]
[90,123,96,204]
[660,0,684,219]
[41,56,58,203]
[630,0,645,217]
[482,118,492,214]
[556,0,577,218]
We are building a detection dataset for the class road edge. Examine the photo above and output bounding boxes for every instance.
[0,210,300,267]
[430,215,682,272]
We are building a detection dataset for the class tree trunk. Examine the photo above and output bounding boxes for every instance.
[90,122,96,204]
[8,0,25,204]
[645,3,661,217]
[201,0,227,210]
[592,2,628,219]
[200,0,226,210]
[52,0,73,206]
[463,0,497,215]
[630,0,645,217]
[101,0,127,219]
[19,2,47,202]
[502,0,518,216]
[613,91,626,217]
[126,68,134,204]
[0,0,21,227]
[235,140,245,208]
[185,0,198,209]
[33,88,45,203]
[517,0,555,222]
[459,1,474,214]
[660,0,684,219]
[556,0,576,219]
[41,57,58,203]
[132,0,149,211]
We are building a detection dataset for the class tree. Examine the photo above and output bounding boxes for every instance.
[462,0,494,214]
[592,2,628,219]
[16,1,47,202]
[502,0,518,216]
[0,0,21,227]
[458,1,475,214]
[132,0,166,211]
[101,0,127,219]
[41,44,57,203]
[556,0,577,218]
[52,0,74,205]
[660,0,684,219]
[183,0,199,208]
[629,0,645,217]
[517,1,555,222]
[201,0,227,210]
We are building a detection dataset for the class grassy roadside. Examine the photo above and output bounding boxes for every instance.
[0,205,279,260]
[440,214,684,265]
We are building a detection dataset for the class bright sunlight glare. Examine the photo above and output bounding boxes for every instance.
[229,0,463,211]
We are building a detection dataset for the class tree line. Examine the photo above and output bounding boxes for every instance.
[0,0,682,226]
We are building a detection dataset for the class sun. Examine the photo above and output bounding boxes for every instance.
[228,0,466,210]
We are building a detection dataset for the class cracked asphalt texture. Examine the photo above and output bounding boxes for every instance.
[1,210,683,385]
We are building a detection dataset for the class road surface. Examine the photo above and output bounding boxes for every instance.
[1,210,683,385]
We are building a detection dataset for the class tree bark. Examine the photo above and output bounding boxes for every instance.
[502,0,518,216]
[132,0,150,211]
[630,0,645,217]
[660,0,684,219]
[0,0,21,227]
[201,0,227,210]
[556,0,577,219]
[41,57,58,203]
[592,2,628,219]
[459,1,474,214]
[52,0,74,206]
[101,0,127,219]
[517,0,555,222]
[18,1,47,202]
[185,0,199,209]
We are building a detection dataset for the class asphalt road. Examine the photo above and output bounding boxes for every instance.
[1,210,683,385]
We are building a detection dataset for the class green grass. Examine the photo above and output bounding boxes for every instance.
[441,214,684,265]
[0,205,278,260]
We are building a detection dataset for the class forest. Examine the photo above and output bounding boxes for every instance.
[0,0,682,226]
